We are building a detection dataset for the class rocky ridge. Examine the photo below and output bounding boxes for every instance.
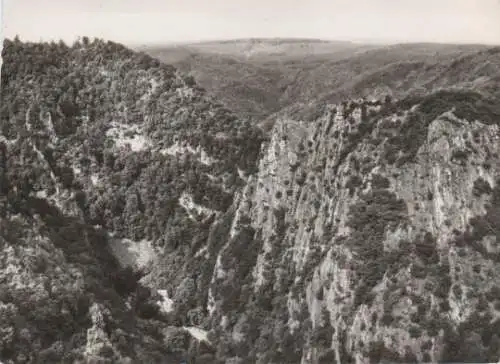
[204,93,500,363]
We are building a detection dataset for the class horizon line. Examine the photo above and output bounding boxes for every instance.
[130,36,500,48]
[3,34,500,48]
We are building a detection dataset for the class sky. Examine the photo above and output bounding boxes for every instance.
[2,0,500,45]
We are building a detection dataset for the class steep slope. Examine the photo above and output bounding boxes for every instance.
[204,91,500,363]
[0,38,265,363]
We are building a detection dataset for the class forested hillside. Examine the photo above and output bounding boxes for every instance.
[145,40,500,126]
[0,37,264,363]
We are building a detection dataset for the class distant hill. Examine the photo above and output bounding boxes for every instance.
[141,38,371,61]
[143,39,499,124]
[281,45,500,122]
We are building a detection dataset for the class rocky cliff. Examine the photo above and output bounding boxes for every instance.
[203,93,500,363]
[1,38,500,364]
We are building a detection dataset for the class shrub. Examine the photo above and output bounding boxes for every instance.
[425,316,442,338]
[381,313,394,326]
[477,295,489,311]
[473,177,492,197]
[298,141,305,151]
[434,266,452,299]
[311,325,334,348]
[485,285,500,302]
[451,149,469,164]
[315,288,324,301]
[410,263,427,279]
[452,285,463,299]
[414,232,439,265]
[367,340,401,363]
[297,172,307,186]
[98,345,115,358]
[403,347,418,362]
[318,349,337,364]
[439,300,451,312]
[371,173,390,189]
[409,325,422,338]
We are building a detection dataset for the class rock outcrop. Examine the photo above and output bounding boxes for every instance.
[204,94,500,363]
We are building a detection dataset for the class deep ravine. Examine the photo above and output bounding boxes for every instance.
[1,38,500,364]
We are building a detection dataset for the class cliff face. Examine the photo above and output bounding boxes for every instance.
[1,38,500,364]
[205,94,500,363]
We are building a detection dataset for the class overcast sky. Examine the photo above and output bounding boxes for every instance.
[2,0,500,45]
